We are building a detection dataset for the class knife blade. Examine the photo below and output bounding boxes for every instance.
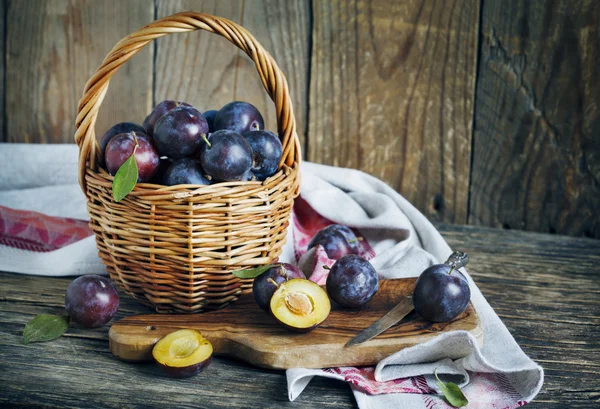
[345,295,414,347]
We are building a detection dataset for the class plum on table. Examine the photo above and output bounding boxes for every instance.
[152,329,213,378]
[326,254,379,309]
[413,252,471,322]
[270,278,330,332]
[252,263,305,311]
[64,275,119,328]
[308,224,361,260]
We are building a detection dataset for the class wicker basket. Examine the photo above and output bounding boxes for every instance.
[74,12,301,313]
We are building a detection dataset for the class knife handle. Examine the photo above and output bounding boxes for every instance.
[444,251,469,269]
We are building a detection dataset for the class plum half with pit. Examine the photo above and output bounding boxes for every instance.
[270,278,330,332]
[308,224,361,260]
[64,275,119,328]
[253,263,305,311]
[105,131,160,182]
[412,263,471,322]
[143,100,191,137]
[243,130,283,181]
[163,158,211,186]
[214,101,264,134]
[326,255,379,309]
[153,106,209,159]
[199,130,253,182]
[152,329,213,378]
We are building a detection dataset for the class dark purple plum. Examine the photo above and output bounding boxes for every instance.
[153,106,209,159]
[199,130,253,182]
[99,122,147,156]
[326,255,378,309]
[214,101,264,134]
[252,263,305,311]
[412,264,471,322]
[308,224,360,260]
[203,109,218,133]
[242,130,283,181]
[150,158,172,184]
[105,131,160,182]
[143,100,191,136]
[163,158,211,186]
[64,275,119,328]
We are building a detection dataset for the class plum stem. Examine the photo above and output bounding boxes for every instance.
[348,237,364,244]
[267,278,280,288]
[201,133,211,148]
[448,266,455,275]
[323,265,331,271]
[131,131,139,153]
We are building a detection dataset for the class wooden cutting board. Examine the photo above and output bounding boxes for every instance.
[109,278,483,369]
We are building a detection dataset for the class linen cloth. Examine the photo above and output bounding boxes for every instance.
[0,143,543,408]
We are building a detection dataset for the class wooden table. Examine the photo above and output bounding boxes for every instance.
[1,225,598,408]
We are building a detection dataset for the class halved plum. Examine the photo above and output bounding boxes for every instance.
[270,278,330,332]
[152,329,213,378]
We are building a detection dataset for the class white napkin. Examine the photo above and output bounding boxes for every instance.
[0,143,543,407]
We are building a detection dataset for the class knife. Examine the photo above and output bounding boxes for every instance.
[345,251,469,347]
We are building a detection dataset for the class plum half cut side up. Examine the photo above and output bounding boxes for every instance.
[152,329,213,378]
[269,278,331,332]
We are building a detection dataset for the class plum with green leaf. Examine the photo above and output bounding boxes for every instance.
[105,131,160,182]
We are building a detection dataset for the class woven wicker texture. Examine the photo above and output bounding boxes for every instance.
[74,12,301,313]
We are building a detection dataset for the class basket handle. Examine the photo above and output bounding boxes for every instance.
[74,12,301,196]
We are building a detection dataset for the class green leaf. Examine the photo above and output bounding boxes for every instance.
[112,153,138,202]
[435,369,469,407]
[23,314,70,344]
[232,264,277,279]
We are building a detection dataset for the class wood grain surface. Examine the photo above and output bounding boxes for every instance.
[469,0,600,238]
[3,0,153,144]
[1,225,598,408]
[154,0,310,148]
[109,278,482,369]
[308,0,480,224]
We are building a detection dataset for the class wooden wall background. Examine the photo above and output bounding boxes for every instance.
[0,0,598,238]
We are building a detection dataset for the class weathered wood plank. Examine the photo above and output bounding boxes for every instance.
[154,0,310,150]
[1,225,599,408]
[469,0,600,238]
[0,0,5,142]
[308,0,480,224]
[4,0,153,143]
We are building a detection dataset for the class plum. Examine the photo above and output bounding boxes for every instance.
[143,100,191,137]
[99,122,146,156]
[413,263,471,322]
[214,101,264,134]
[163,158,211,186]
[242,130,283,181]
[150,158,172,185]
[308,224,360,260]
[270,278,330,332]
[152,329,213,378]
[252,263,305,311]
[64,275,119,328]
[153,106,209,159]
[326,255,378,309]
[105,131,160,182]
[203,109,218,133]
[199,130,253,182]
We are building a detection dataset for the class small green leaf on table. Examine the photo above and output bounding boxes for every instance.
[112,153,138,202]
[23,314,70,344]
[435,369,469,407]
[232,265,277,279]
